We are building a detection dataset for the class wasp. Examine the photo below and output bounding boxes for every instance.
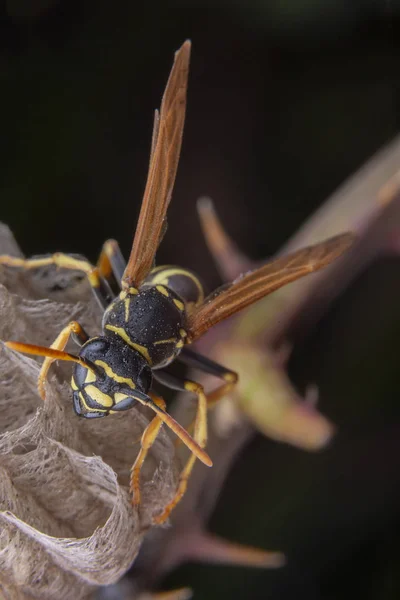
[1,41,354,523]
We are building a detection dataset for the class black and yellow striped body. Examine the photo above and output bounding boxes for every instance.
[71,266,204,417]
[103,266,204,370]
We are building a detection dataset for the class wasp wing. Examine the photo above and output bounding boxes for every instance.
[149,108,160,166]
[187,232,355,341]
[122,41,190,288]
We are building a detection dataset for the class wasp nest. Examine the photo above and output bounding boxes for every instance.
[0,224,179,600]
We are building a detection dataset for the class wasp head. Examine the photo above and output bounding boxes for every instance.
[71,336,152,418]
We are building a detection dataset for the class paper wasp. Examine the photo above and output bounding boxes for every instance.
[1,41,354,523]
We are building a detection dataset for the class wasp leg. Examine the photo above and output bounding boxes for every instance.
[167,348,238,447]
[152,371,208,524]
[171,347,238,445]
[130,392,166,508]
[178,347,238,409]
[37,321,89,399]
[0,253,113,309]
[96,239,127,290]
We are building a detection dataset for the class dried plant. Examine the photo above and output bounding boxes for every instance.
[130,135,400,593]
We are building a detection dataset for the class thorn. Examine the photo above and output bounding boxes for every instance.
[378,170,400,206]
[304,383,319,408]
[182,529,285,569]
[272,340,293,368]
[197,196,254,281]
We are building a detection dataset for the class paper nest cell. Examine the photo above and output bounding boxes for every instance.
[0,223,179,600]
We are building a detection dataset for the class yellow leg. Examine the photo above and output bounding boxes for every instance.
[37,321,88,400]
[204,371,238,409]
[154,380,208,524]
[0,253,93,274]
[0,242,127,303]
[130,393,166,507]
[96,239,126,283]
[2,241,128,301]
[178,348,238,409]
[0,252,103,291]
[174,369,238,443]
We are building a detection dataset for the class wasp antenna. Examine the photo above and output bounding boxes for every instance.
[4,341,97,374]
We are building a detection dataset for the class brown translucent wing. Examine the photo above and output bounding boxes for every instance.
[122,41,191,288]
[187,232,355,341]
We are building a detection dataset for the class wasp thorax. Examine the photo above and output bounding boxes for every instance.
[71,336,152,418]
[102,285,188,369]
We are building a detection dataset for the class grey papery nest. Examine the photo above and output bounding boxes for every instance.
[0,224,178,599]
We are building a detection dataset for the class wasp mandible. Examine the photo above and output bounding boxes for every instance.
[1,41,354,523]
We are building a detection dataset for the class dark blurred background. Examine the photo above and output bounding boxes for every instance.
[1,1,400,598]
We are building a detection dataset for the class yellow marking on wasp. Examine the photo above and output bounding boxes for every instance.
[85,385,113,408]
[156,285,169,297]
[114,392,131,404]
[173,298,184,311]
[128,287,138,295]
[109,392,133,414]
[124,297,130,322]
[79,391,107,413]
[179,328,187,338]
[150,267,205,304]
[119,290,128,300]
[176,340,184,349]
[85,369,97,384]
[105,325,152,365]
[94,359,136,389]
[154,337,177,346]
[71,377,78,391]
